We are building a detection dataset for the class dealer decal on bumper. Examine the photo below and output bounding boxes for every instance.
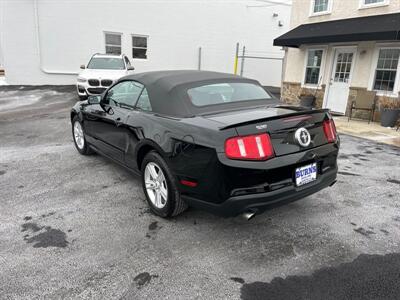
[295,163,317,186]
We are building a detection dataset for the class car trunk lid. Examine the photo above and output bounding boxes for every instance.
[202,105,330,156]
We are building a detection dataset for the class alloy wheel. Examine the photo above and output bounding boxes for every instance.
[144,162,168,209]
[73,121,85,150]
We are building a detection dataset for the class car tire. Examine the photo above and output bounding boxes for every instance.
[72,116,93,155]
[141,151,188,217]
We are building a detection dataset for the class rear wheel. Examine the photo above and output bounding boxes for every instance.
[141,151,188,217]
[72,116,93,155]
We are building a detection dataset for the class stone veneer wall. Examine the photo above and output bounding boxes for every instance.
[281,82,326,109]
[282,83,384,121]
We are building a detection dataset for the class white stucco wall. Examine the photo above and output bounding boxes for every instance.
[283,0,400,89]
[290,0,400,28]
[1,0,291,86]
[351,41,376,88]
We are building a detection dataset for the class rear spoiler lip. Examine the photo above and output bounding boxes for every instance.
[218,106,330,130]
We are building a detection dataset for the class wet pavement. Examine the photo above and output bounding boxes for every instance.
[334,116,400,147]
[0,87,400,299]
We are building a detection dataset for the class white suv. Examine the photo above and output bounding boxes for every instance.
[76,53,134,100]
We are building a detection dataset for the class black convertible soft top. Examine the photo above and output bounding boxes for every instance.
[119,70,270,117]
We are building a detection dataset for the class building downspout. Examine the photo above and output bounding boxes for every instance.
[33,0,78,75]
[0,0,5,70]
[280,46,288,101]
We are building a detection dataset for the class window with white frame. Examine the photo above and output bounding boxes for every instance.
[373,48,400,92]
[312,0,330,14]
[304,49,324,85]
[105,33,122,55]
[132,35,148,59]
[360,0,388,8]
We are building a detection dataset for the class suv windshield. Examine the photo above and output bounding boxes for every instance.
[87,57,125,70]
[187,82,272,107]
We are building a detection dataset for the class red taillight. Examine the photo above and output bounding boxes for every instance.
[225,133,274,160]
[323,119,337,143]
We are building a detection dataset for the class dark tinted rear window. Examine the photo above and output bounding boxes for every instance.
[187,82,271,107]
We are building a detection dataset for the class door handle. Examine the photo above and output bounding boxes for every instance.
[86,109,105,120]
[115,117,123,127]
[93,109,105,115]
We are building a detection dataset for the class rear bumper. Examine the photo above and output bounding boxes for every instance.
[182,165,337,217]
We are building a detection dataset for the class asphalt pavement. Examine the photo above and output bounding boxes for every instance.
[0,86,400,299]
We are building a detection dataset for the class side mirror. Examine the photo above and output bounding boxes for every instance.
[80,64,86,69]
[127,66,135,71]
[99,92,114,115]
[87,95,101,105]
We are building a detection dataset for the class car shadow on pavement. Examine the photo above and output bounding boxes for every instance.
[240,252,400,300]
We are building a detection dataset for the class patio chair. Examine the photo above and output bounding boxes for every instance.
[348,90,376,124]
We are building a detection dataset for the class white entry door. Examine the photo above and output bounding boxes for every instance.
[325,48,356,114]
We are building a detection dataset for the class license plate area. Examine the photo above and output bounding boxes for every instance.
[295,163,317,187]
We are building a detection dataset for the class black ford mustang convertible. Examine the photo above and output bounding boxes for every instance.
[71,70,339,219]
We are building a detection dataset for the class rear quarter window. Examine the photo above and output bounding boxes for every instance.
[187,82,271,107]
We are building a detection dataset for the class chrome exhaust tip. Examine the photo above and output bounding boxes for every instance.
[242,209,258,221]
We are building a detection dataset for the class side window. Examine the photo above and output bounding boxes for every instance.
[373,48,400,92]
[304,49,324,85]
[105,81,144,108]
[105,32,122,55]
[360,0,387,8]
[132,35,148,59]
[136,88,152,112]
[311,0,330,14]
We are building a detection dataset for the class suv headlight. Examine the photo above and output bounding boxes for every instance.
[77,77,87,83]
